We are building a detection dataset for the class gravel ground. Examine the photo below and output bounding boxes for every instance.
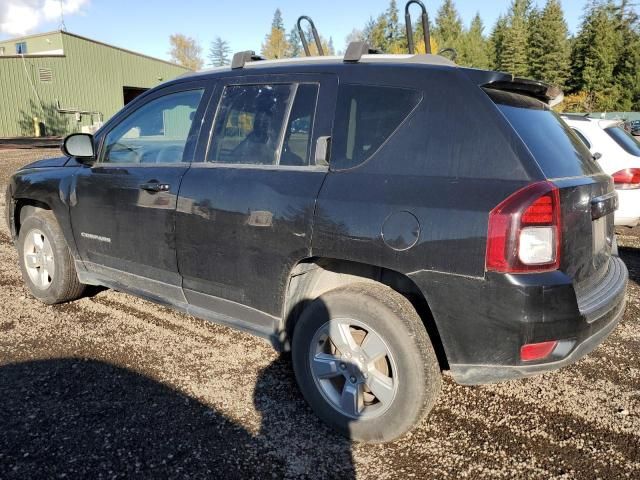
[0,149,638,479]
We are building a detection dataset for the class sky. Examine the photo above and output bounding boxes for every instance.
[0,0,593,63]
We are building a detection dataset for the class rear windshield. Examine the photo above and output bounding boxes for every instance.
[485,88,600,178]
[605,126,640,157]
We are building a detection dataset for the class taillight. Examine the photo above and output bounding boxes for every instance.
[486,181,561,273]
[612,168,640,190]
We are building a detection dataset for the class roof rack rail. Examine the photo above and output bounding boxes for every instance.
[343,42,382,63]
[405,0,431,54]
[437,47,457,62]
[231,50,266,69]
[297,16,324,57]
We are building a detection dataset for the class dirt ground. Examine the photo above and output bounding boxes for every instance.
[0,149,638,479]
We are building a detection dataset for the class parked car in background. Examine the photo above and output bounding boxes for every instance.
[563,114,640,228]
[629,120,640,136]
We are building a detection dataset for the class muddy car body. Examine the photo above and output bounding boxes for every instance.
[6,51,628,442]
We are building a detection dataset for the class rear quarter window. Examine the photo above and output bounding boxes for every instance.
[332,84,422,169]
[485,88,600,179]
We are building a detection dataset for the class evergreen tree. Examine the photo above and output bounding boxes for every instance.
[569,1,622,110]
[327,37,335,56]
[434,0,464,52]
[288,26,303,57]
[489,15,507,70]
[385,0,402,49]
[612,0,640,110]
[261,9,290,59]
[459,13,490,69]
[208,37,231,67]
[527,0,571,87]
[500,0,532,77]
[272,8,285,31]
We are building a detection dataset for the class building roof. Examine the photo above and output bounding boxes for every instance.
[0,30,189,70]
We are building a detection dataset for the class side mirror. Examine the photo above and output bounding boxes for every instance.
[61,133,95,161]
[593,152,602,161]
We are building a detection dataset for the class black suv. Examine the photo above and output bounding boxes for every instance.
[5,45,628,443]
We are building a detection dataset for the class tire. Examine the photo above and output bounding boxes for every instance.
[17,209,85,304]
[292,282,442,443]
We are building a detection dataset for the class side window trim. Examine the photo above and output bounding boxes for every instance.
[202,78,326,170]
[95,82,211,167]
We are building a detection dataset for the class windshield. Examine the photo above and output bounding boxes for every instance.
[606,126,640,157]
[484,88,600,178]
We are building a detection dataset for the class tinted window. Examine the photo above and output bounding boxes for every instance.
[332,84,422,169]
[486,89,599,178]
[102,89,204,164]
[281,84,319,166]
[572,128,591,149]
[606,126,640,157]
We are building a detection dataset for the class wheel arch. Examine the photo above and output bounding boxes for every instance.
[282,257,449,370]
[13,199,52,238]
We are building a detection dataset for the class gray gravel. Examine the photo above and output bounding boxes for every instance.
[1,149,638,479]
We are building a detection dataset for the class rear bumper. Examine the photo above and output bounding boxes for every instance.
[409,256,628,385]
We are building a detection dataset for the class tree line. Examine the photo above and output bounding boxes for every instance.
[168,0,640,112]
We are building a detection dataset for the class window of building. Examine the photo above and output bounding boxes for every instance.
[15,42,27,55]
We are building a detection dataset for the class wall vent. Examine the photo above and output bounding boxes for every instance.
[38,68,53,82]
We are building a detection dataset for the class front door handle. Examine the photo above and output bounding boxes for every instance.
[140,181,170,193]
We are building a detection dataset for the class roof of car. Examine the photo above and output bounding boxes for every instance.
[181,53,458,79]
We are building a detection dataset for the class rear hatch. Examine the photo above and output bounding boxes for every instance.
[484,86,615,293]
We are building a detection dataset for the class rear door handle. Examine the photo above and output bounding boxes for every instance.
[140,181,170,193]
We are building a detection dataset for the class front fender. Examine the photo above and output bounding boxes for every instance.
[10,165,82,260]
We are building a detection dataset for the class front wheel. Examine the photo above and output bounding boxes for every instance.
[17,209,85,304]
[292,283,442,443]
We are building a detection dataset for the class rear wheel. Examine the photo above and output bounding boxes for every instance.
[17,209,85,304]
[292,283,441,443]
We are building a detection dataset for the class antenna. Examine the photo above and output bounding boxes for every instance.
[59,0,67,31]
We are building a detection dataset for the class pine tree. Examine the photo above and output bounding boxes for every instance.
[386,0,402,49]
[459,13,490,69]
[434,0,464,52]
[569,1,622,110]
[527,0,571,87]
[489,15,507,70]
[288,26,303,57]
[612,0,640,110]
[208,37,231,67]
[500,0,532,77]
[261,9,291,59]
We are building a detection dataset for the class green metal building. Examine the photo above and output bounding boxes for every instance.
[0,31,190,138]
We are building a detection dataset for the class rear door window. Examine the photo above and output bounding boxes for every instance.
[332,84,422,169]
[485,88,600,178]
[207,83,319,166]
[605,126,640,157]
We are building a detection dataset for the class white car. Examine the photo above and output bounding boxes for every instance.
[563,114,640,227]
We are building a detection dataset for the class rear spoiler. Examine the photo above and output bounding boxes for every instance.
[461,69,564,107]
[484,78,564,107]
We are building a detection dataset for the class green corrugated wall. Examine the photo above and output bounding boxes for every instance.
[0,32,190,137]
